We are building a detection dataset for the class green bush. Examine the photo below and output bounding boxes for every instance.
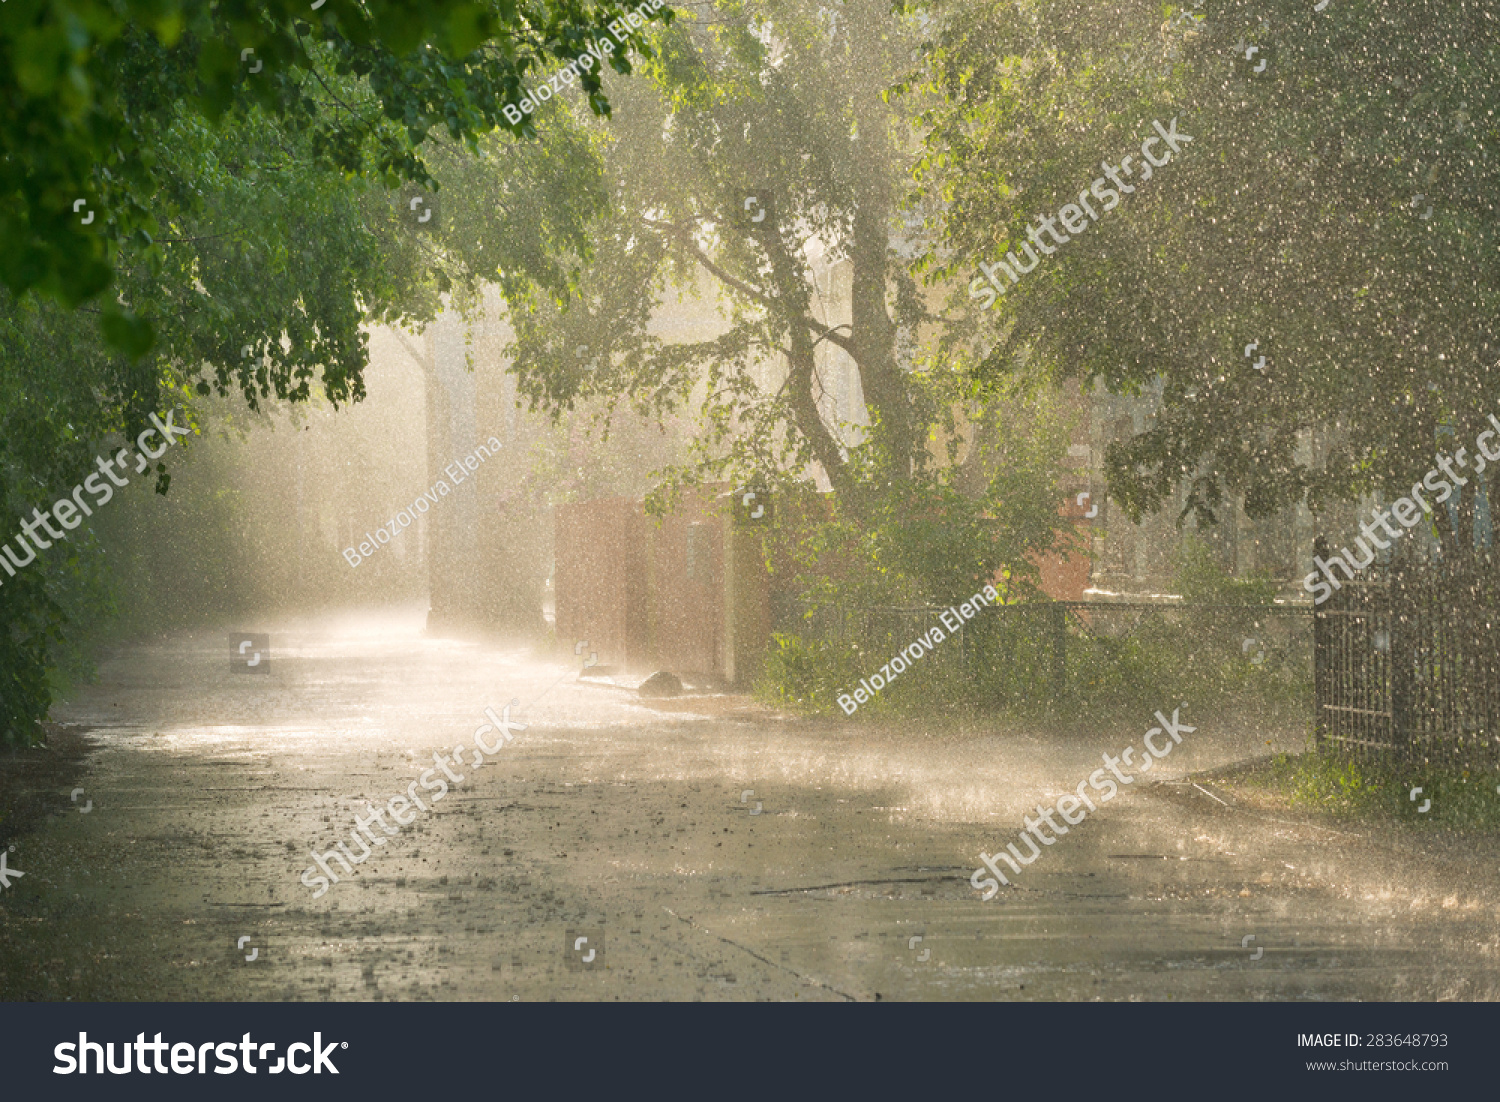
[758,600,1312,720]
[758,633,872,715]
[753,412,1311,721]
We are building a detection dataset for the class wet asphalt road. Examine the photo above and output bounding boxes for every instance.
[2,606,1498,1002]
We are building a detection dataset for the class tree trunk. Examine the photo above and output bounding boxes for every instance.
[846,34,917,480]
[753,214,852,493]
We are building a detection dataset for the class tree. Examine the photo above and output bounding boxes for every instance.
[2,0,672,346]
[505,0,941,493]
[909,0,1500,557]
[489,0,1072,618]
[0,0,674,743]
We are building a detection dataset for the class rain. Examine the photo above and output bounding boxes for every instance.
[2,0,1499,1022]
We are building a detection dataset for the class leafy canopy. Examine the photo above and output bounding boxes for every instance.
[2,0,672,352]
[908,0,1500,549]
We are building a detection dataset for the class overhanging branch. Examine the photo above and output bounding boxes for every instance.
[641,216,860,358]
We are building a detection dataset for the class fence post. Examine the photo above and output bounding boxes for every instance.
[1388,562,1414,759]
[1051,604,1067,701]
[1312,536,1330,746]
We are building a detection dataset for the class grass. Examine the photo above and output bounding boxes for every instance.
[1242,740,1500,831]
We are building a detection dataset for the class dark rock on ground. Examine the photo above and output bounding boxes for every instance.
[638,671,684,697]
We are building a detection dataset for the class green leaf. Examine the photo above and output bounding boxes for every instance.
[99,305,154,358]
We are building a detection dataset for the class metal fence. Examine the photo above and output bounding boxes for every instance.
[791,597,1313,709]
[1314,539,1500,763]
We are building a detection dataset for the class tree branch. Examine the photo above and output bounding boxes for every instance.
[642,217,859,358]
[390,327,430,372]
